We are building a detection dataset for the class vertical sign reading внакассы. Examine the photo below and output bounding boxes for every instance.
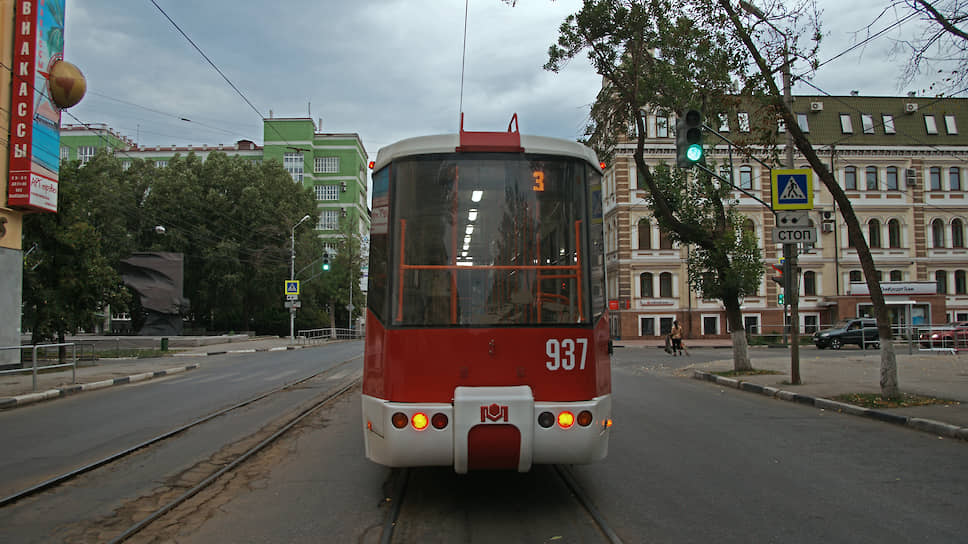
[8,0,65,213]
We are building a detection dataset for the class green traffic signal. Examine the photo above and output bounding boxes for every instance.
[676,109,704,168]
[322,252,331,271]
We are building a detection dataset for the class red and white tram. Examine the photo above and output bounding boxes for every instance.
[362,116,611,472]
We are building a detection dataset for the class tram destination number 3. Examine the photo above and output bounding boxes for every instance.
[545,338,588,371]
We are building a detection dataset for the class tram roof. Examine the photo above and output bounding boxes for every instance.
[372,134,602,173]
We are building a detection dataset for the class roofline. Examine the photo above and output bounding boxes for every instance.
[372,134,601,172]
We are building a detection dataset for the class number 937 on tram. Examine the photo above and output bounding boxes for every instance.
[362,115,612,473]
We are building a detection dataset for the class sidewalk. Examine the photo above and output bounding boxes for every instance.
[0,335,309,409]
[619,339,968,439]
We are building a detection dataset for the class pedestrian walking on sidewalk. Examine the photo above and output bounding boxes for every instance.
[670,320,684,356]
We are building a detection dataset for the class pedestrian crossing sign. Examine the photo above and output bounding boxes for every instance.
[284,280,300,296]
[771,169,813,210]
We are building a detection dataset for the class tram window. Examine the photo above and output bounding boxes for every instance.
[389,154,596,326]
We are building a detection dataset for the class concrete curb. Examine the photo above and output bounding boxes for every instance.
[0,364,201,410]
[693,370,968,441]
[171,345,303,357]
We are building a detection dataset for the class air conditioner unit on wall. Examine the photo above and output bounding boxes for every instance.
[905,169,917,188]
[810,102,823,111]
[905,103,918,113]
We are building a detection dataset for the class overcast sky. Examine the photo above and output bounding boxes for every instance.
[63,0,944,158]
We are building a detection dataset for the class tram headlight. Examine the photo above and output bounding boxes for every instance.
[558,411,575,429]
[412,412,429,430]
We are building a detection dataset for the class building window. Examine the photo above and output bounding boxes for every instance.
[738,112,750,132]
[945,114,958,134]
[703,315,720,335]
[739,165,753,189]
[317,209,339,230]
[640,317,655,336]
[121,160,131,171]
[866,166,878,190]
[60,146,69,160]
[886,166,899,191]
[796,113,809,132]
[883,114,896,134]
[890,270,904,281]
[888,219,902,248]
[658,229,673,250]
[315,185,340,201]
[284,152,304,182]
[950,167,961,191]
[861,114,875,134]
[155,160,168,168]
[868,219,881,248]
[804,314,819,334]
[638,219,652,249]
[844,166,857,190]
[803,271,817,296]
[718,113,729,132]
[930,167,942,190]
[925,115,939,134]
[953,219,965,248]
[932,218,946,248]
[957,270,967,294]
[849,270,862,283]
[778,118,786,133]
[315,156,340,174]
[656,116,669,138]
[936,270,948,294]
[640,272,654,297]
[839,114,853,133]
[659,272,673,298]
[78,146,96,165]
[744,315,759,334]
[659,317,674,335]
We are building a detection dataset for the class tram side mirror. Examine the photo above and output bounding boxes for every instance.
[608,339,614,355]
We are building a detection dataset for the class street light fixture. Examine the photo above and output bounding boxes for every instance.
[290,214,312,342]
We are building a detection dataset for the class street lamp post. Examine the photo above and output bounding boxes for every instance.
[290,214,311,342]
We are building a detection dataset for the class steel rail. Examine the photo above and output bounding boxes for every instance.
[0,356,360,508]
[109,375,360,543]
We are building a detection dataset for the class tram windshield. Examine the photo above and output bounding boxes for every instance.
[375,153,602,327]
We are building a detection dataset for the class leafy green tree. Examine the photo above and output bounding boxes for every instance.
[22,150,134,347]
[546,0,762,370]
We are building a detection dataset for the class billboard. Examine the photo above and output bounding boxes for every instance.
[7,0,65,213]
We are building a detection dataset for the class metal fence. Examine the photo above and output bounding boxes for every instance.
[0,343,88,392]
[296,328,363,344]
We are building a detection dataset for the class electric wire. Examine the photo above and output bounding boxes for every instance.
[146,0,297,149]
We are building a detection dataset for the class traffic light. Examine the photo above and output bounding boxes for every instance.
[770,263,783,286]
[321,252,330,271]
[778,293,784,305]
[675,109,704,168]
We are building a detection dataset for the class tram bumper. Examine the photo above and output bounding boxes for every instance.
[362,389,611,473]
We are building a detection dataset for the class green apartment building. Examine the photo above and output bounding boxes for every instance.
[59,118,370,257]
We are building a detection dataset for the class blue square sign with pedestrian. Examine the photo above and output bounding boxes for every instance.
[771,168,813,210]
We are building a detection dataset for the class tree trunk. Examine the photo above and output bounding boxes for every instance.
[723,293,752,371]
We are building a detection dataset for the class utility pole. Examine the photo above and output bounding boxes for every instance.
[290,214,311,343]
[782,39,802,385]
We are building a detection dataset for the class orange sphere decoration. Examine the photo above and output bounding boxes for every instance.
[48,60,86,109]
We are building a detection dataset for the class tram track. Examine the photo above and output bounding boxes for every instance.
[381,463,624,543]
[0,356,362,543]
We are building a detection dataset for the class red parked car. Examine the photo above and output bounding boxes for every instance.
[919,321,968,348]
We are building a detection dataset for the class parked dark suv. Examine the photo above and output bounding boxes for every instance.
[813,318,880,349]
